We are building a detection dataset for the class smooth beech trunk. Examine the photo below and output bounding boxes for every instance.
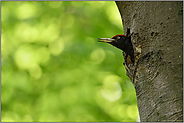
[116,1,183,122]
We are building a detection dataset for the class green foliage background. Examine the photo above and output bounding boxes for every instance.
[1,1,139,122]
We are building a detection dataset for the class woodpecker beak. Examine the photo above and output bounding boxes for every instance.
[97,38,115,43]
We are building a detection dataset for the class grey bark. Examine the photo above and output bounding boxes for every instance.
[116,1,183,122]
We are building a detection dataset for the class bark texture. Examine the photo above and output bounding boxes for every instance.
[116,1,183,122]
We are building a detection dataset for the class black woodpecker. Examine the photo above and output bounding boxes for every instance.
[98,34,135,65]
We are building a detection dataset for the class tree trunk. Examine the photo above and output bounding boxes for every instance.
[116,1,183,122]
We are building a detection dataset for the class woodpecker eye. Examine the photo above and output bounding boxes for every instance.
[116,36,120,40]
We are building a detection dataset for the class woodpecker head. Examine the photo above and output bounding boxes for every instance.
[98,34,129,51]
[98,28,135,65]
[98,34,135,64]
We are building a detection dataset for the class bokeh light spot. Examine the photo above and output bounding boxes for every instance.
[100,75,122,102]
[36,46,50,64]
[14,44,38,70]
[127,105,139,119]
[101,81,122,102]
[49,38,64,56]
[117,104,128,119]
[90,48,105,64]
[28,64,42,79]
[16,3,37,20]
[15,22,38,43]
